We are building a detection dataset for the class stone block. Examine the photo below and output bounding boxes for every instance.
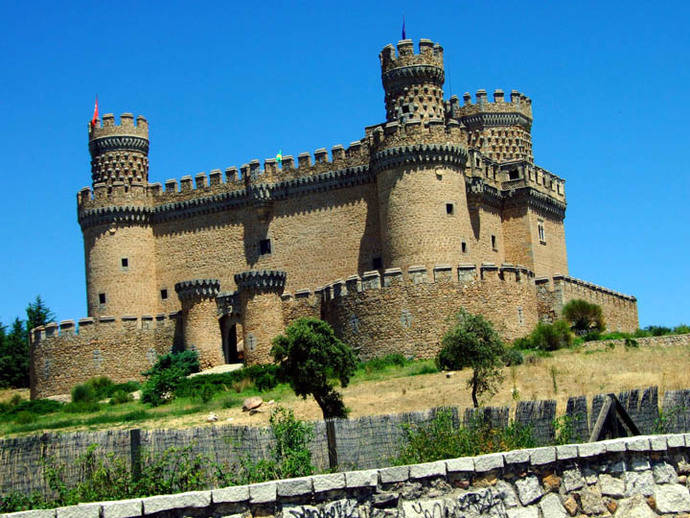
[653,461,678,484]
[556,444,578,460]
[249,481,277,504]
[446,457,474,472]
[212,485,250,503]
[504,449,530,465]
[667,434,686,448]
[409,460,446,479]
[562,467,585,493]
[655,484,690,513]
[602,437,628,452]
[99,499,143,518]
[515,475,543,505]
[313,472,346,492]
[538,493,567,518]
[345,469,378,488]
[474,452,504,472]
[495,480,518,508]
[529,446,556,465]
[379,465,409,484]
[7,511,57,518]
[577,487,606,515]
[506,505,538,518]
[402,498,445,518]
[599,474,625,497]
[630,455,651,471]
[277,476,313,497]
[650,435,668,451]
[56,504,101,518]
[143,491,211,514]
[624,470,655,497]
[626,436,651,452]
[578,442,606,458]
[614,494,656,517]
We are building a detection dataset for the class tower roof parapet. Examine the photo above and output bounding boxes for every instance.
[88,113,149,156]
[174,279,221,301]
[379,39,444,76]
[451,89,533,125]
[234,270,287,292]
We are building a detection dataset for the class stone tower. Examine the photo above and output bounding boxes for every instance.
[380,38,445,122]
[449,89,534,163]
[81,113,158,317]
[374,39,469,272]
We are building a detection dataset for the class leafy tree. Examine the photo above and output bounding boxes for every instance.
[141,350,200,406]
[271,318,356,419]
[562,299,605,335]
[436,309,505,408]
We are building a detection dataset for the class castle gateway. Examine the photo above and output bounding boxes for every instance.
[30,38,638,398]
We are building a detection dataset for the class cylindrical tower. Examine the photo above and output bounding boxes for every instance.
[175,279,224,369]
[449,89,533,163]
[374,39,469,272]
[88,112,149,187]
[380,39,445,122]
[235,270,286,365]
[79,113,158,317]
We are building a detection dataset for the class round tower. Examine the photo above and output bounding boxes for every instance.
[380,39,445,122]
[79,113,158,318]
[449,89,533,163]
[235,270,286,366]
[175,279,224,369]
[374,39,469,273]
[88,113,149,187]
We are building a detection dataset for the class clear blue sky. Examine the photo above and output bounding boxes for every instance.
[0,1,688,328]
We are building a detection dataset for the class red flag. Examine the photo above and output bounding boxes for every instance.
[91,96,99,127]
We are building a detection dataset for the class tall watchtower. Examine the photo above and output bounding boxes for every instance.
[80,113,158,317]
[379,39,445,122]
[88,113,150,188]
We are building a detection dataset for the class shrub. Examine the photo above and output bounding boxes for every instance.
[8,394,23,406]
[71,383,97,404]
[360,353,409,372]
[14,411,37,424]
[645,325,672,336]
[583,330,602,342]
[529,321,573,351]
[674,324,690,335]
[109,389,134,405]
[562,299,605,335]
[408,363,439,376]
[141,350,200,406]
[64,401,100,413]
[84,376,114,400]
[502,348,524,367]
[436,310,505,407]
[394,409,535,465]
[174,364,282,398]
[0,398,62,417]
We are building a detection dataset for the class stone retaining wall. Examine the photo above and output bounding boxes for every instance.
[6,433,690,517]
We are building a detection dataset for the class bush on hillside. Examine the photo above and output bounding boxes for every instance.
[515,321,573,351]
[71,383,97,404]
[141,350,200,406]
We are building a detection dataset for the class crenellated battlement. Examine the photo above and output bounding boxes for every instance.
[88,113,149,140]
[379,39,444,75]
[30,313,178,346]
[451,89,532,122]
[282,263,536,305]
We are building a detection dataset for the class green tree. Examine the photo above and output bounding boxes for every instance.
[562,299,605,335]
[436,309,505,408]
[271,318,356,419]
[26,296,55,333]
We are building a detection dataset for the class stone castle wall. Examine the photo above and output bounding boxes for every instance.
[30,315,180,399]
[537,275,639,333]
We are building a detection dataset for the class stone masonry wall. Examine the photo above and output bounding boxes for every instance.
[7,434,690,518]
[316,264,539,359]
[30,315,179,399]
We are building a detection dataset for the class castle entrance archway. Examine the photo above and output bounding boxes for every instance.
[220,316,242,364]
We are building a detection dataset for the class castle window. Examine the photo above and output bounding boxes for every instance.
[491,235,497,251]
[538,221,546,244]
[446,203,454,215]
[461,241,467,254]
[372,257,383,270]
[160,289,168,300]
[259,238,272,255]
[402,105,410,114]
[121,257,129,270]
[98,293,106,305]
[518,306,524,325]
[509,169,519,180]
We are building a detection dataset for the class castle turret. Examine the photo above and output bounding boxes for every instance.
[380,39,445,122]
[235,270,286,365]
[450,89,533,163]
[374,39,469,272]
[88,113,149,187]
[79,113,158,317]
[175,279,224,369]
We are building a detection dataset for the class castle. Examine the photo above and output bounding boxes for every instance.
[29,38,638,398]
